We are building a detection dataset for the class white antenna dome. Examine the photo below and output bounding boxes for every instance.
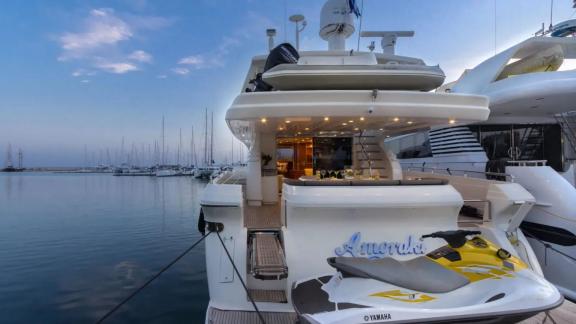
[319,0,355,50]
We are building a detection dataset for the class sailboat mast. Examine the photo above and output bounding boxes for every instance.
[178,128,182,166]
[191,126,197,167]
[161,115,165,165]
[204,108,208,167]
[17,149,23,169]
[210,111,214,166]
[5,144,13,168]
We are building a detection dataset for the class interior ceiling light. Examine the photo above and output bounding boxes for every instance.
[360,117,365,121]
[393,117,399,122]
[286,120,291,123]
[407,121,413,125]
[342,122,347,126]
[324,117,329,121]
[448,119,456,124]
[261,118,267,123]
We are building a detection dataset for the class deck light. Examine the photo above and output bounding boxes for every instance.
[360,117,365,121]
[342,122,347,126]
[324,117,329,121]
[348,120,354,123]
[449,119,456,124]
[407,121,413,125]
[261,118,267,123]
[286,120,291,123]
[393,117,399,122]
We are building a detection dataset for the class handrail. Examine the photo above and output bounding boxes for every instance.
[405,165,514,181]
[507,160,547,167]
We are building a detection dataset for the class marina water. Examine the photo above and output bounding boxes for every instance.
[0,173,209,323]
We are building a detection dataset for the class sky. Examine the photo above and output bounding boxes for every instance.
[1,0,575,167]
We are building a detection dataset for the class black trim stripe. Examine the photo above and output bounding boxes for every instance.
[521,221,576,246]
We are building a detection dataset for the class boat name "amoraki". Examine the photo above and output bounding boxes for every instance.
[334,232,426,258]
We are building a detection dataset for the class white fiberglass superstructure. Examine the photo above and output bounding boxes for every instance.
[388,22,576,300]
[199,1,562,323]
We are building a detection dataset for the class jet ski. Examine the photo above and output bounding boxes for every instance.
[292,230,563,324]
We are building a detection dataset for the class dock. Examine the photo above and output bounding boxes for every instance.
[520,299,576,324]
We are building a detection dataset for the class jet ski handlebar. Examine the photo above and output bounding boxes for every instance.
[421,230,482,248]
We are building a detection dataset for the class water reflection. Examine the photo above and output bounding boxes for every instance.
[0,173,209,323]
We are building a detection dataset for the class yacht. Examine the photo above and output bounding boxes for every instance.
[388,19,576,301]
[200,1,562,323]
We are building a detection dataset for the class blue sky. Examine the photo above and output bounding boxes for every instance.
[1,0,575,167]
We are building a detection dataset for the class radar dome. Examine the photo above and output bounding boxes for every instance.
[319,0,356,50]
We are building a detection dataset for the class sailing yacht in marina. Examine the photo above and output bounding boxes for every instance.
[389,19,576,301]
[200,1,563,322]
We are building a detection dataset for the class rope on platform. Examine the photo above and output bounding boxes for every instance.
[96,231,212,323]
[216,231,267,324]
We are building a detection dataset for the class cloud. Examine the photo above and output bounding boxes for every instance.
[128,50,152,63]
[96,61,139,74]
[172,11,272,74]
[178,55,204,66]
[56,8,170,75]
[59,9,133,60]
[171,67,190,75]
[71,69,97,77]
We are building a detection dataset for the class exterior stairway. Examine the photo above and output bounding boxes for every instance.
[555,112,576,161]
[353,132,403,179]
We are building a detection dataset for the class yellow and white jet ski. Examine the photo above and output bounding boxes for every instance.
[292,230,563,324]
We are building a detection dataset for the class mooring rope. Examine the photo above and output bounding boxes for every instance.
[215,231,267,324]
[96,231,212,323]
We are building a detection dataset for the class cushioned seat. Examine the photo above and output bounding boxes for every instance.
[327,256,469,293]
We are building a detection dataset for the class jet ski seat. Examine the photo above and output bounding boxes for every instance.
[327,256,470,293]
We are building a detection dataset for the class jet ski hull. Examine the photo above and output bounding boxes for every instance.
[293,274,563,324]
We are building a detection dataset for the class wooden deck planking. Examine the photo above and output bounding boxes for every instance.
[206,307,296,324]
[244,203,282,229]
[519,300,576,324]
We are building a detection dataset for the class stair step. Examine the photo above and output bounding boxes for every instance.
[248,289,288,303]
[250,232,288,280]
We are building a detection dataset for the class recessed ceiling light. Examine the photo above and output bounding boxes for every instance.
[354,127,359,131]
[324,117,329,121]
[407,121,413,125]
[393,117,399,122]
[448,119,456,124]
[261,118,267,123]
[286,120,291,123]
[305,127,310,131]
[342,122,347,126]
[360,117,365,121]
[379,128,384,131]
[348,120,354,123]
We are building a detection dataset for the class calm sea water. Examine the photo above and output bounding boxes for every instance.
[0,173,209,324]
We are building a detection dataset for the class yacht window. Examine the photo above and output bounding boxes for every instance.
[385,132,432,159]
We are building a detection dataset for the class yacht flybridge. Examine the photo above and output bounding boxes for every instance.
[200,1,562,323]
